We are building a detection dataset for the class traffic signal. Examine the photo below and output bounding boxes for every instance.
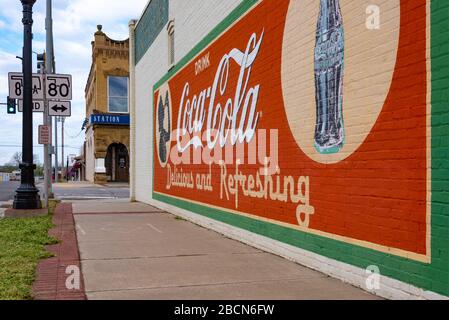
[7,97,16,114]
[37,52,45,72]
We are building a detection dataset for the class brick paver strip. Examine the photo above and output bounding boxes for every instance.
[32,203,86,300]
[73,211,163,215]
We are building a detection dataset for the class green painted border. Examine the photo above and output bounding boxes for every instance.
[150,0,449,296]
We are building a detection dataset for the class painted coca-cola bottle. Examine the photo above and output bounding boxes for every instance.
[314,0,345,154]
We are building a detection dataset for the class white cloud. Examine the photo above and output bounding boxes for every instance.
[0,50,21,97]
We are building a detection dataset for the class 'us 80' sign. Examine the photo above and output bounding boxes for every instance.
[46,74,72,100]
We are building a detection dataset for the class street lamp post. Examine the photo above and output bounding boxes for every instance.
[13,0,42,210]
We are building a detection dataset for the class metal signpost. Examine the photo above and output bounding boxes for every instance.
[13,0,41,210]
[46,74,72,183]
[45,0,55,196]
[8,72,73,192]
[8,80,72,204]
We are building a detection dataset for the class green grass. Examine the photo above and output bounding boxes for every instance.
[0,215,57,300]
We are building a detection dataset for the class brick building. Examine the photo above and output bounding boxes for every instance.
[128,0,449,299]
[84,25,130,184]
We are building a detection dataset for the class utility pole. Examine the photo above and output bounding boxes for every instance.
[37,54,49,207]
[13,0,41,209]
[61,116,65,181]
[45,0,54,196]
[55,117,59,182]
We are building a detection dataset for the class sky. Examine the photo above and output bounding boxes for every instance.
[0,0,148,165]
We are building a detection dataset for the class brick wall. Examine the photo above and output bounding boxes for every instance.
[132,0,449,299]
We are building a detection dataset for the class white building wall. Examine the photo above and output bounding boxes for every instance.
[131,0,448,300]
[133,0,243,203]
[85,128,95,182]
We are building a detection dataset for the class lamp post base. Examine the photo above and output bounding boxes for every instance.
[13,163,42,210]
[13,185,42,210]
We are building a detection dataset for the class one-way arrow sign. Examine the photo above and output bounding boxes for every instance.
[49,101,71,117]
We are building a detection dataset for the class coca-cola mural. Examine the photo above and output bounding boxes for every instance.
[153,0,430,265]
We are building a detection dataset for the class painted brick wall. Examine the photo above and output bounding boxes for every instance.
[133,0,243,203]
[132,0,449,299]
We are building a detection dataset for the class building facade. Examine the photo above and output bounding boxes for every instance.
[85,25,130,184]
[129,0,449,299]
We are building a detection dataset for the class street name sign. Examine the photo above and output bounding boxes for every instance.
[49,101,71,117]
[8,72,44,100]
[46,74,72,101]
[18,100,44,112]
[38,125,51,145]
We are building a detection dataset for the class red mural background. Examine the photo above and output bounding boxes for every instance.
[153,0,428,256]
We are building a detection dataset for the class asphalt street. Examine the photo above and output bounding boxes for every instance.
[47,182,130,200]
[0,181,129,202]
[0,182,19,201]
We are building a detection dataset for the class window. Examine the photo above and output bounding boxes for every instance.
[108,76,129,113]
[168,20,175,67]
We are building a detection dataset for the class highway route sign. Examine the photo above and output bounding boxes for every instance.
[8,72,44,100]
[46,74,72,101]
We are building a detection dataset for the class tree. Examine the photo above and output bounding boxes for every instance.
[35,165,44,177]
[7,152,40,167]
[0,165,17,173]
[9,152,22,167]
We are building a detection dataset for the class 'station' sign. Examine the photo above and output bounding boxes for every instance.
[90,114,130,126]
[152,0,430,262]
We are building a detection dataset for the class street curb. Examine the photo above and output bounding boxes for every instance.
[32,203,87,300]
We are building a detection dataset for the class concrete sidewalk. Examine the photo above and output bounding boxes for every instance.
[73,200,379,300]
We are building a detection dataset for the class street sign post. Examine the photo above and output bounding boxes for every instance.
[13,0,42,210]
[49,101,71,117]
[8,72,44,100]
[46,74,72,100]
[38,125,51,145]
[8,67,72,204]
[18,100,44,112]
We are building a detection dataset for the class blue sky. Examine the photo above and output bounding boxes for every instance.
[0,0,147,165]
